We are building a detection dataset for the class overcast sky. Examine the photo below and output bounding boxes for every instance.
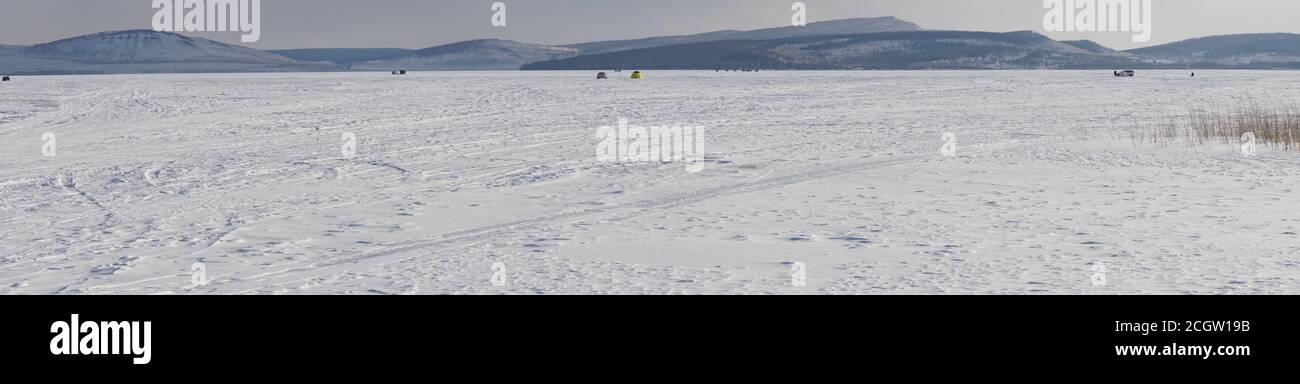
[2,0,1298,50]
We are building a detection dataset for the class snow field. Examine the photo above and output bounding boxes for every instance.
[2,70,1299,294]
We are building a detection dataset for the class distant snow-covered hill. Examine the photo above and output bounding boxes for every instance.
[1060,40,1116,54]
[0,30,315,75]
[23,30,296,64]
[7,22,1300,74]
[525,31,1140,70]
[564,17,924,55]
[352,39,578,71]
[1125,33,1300,68]
[269,48,414,65]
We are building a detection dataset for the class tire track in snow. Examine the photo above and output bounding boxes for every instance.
[212,142,1038,294]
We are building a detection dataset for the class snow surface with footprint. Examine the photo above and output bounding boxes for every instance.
[2,70,1299,294]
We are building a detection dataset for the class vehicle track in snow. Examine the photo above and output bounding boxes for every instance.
[205,141,1046,294]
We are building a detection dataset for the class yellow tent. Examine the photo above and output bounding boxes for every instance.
[631,71,643,79]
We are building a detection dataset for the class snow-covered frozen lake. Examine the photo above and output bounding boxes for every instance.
[3,70,1300,294]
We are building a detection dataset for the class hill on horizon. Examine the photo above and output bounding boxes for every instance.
[562,17,923,55]
[7,20,1300,73]
[1126,33,1300,68]
[350,39,579,71]
[0,30,316,75]
[524,30,1140,70]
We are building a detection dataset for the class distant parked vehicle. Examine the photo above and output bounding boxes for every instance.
[391,70,407,75]
[1,75,9,82]
[1114,70,1135,77]
[597,72,608,79]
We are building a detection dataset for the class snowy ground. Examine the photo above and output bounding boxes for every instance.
[2,70,1299,295]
